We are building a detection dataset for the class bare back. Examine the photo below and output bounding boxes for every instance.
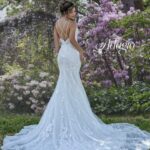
[54,17,83,55]
[55,17,76,41]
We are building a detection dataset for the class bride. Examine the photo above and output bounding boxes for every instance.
[1,1,150,150]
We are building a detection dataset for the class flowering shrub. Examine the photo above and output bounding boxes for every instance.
[0,65,57,114]
[78,0,150,88]
[85,81,150,115]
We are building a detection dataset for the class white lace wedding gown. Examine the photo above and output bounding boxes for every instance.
[1,27,150,150]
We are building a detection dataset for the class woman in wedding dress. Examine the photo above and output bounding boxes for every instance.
[1,1,150,150]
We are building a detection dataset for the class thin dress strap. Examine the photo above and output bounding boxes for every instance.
[56,19,70,40]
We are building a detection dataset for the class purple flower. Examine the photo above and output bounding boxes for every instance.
[125,75,129,80]
[108,13,119,20]
[88,41,95,49]
[101,80,112,88]
[114,72,122,79]
[145,75,150,80]
[86,3,95,8]
[121,70,128,77]
[102,15,110,21]
[127,11,132,16]
[130,7,135,11]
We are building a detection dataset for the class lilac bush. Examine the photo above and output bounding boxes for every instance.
[78,0,148,88]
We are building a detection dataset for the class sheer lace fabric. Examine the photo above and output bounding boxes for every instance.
[1,28,150,150]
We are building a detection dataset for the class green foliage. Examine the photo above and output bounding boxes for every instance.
[109,8,150,40]
[112,0,120,3]
[86,81,150,115]
[101,115,150,132]
[0,113,39,144]
[2,63,23,75]
[5,1,35,16]
[129,43,150,82]
[0,0,6,6]
[143,0,150,8]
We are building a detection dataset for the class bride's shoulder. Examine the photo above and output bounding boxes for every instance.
[54,18,62,28]
[55,17,62,24]
[69,20,77,28]
[55,17,77,28]
[55,18,60,24]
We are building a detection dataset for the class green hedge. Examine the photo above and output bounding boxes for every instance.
[86,81,150,115]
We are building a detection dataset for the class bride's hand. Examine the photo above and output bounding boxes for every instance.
[79,51,85,63]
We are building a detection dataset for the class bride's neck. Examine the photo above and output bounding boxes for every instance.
[62,16,75,21]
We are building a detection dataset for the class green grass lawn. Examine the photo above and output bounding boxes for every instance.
[0,112,150,146]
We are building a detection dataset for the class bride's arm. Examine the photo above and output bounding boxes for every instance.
[53,25,60,54]
[69,22,84,54]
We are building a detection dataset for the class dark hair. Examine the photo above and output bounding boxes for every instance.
[60,1,76,15]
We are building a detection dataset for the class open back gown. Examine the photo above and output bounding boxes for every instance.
[1,20,150,150]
